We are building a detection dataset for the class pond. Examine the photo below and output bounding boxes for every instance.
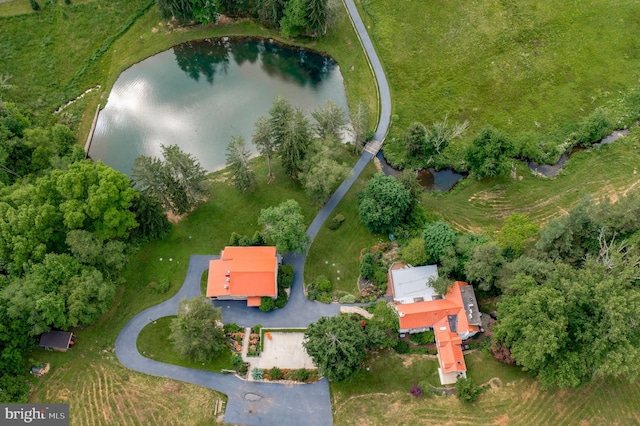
[89,38,349,175]
[375,152,464,192]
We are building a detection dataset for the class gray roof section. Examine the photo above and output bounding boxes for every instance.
[391,265,439,304]
[39,331,73,350]
[460,285,482,326]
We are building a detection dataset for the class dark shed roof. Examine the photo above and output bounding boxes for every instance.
[39,331,73,350]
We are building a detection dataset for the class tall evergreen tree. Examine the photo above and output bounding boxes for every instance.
[226,136,256,192]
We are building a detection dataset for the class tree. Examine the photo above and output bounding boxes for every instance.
[226,136,256,192]
[401,238,428,266]
[132,144,207,215]
[312,100,347,140]
[305,0,331,36]
[280,0,307,38]
[252,116,277,179]
[169,297,226,362]
[304,316,367,381]
[350,101,370,153]
[403,122,428,159]
[268,96,294,148]
[191,0,220,24]
[130,191,172,241]
[426,115,469,158]
[465,126,515,179]
[456,377,482,402]
[279,108,312,177]
[258,199,310,253]
[422,221,457,264]
[464,242,505,292]
[496,213,538,258]
[300,146,350,205]
[358,173,412,234]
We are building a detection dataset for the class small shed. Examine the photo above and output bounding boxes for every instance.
[39,331,74,352]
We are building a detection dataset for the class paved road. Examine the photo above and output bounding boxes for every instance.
[115,0,392,424]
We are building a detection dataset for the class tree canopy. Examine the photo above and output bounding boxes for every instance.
[226,136,256,192]
[465,126,515,179]
[304,315,368,381]
[169,297,226,362]
[132,144,207,215]
[258,199,310,253]
[358,173,412,234]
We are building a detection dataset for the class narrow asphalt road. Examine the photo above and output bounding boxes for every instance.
[115,1,392,424]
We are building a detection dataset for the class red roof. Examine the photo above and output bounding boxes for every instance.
[207,247,277,301]
[396,281,477,335]
[434,318,466,373]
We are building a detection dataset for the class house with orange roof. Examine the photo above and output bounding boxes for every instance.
[206,246,279,307]
[395,281,482,384]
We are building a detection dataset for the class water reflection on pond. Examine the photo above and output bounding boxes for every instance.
[376,152,464,192]
[89,38,348,175]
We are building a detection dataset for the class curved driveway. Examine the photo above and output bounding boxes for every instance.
[115,1,392,424]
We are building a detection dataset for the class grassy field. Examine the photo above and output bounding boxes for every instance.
[137,317,235,372]
[332,350,640,425]
[357,0,640,165]
[304,161,381,295]
[422,127,640,232]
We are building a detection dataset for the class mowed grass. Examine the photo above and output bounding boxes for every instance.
[332,350,640,425]
[358,0,640,163]
[304,161,381,295]
[137,316,235,372]
[422,129,640,232]
[28,352,225,426]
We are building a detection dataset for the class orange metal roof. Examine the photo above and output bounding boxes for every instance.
[396,281,473,332]
[434,318,466,373]
[207,246,277,299]
[247,296,262,307]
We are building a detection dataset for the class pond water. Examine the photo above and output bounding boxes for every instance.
[89,38,348,175]
[376,152,464,192]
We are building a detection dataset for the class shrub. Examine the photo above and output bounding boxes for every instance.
[268,367,283,380]
[359,253,376,281]
[401,238,428,266]
[30,0,40,10]
[409,331,435,345]
[317,293,333,304]
[481,336,492,355]
[394,340,410,354]
[278,264,294,289]
[289,368,311,382]
[259,297,275,312]
[251,325,262,334]
[410,384,423,397]
[312,275,332,292]
[456,377,482,403]
[328,213,345,230]
[252,368,264,380]
[230,354,243,369]
[339,294,356,304]
[572,107,614,148]
[275,291,288,308]
[156,279,170,294]
[224,323,242,334]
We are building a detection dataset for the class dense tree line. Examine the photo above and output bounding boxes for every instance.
[156,0,337,38]
[0,101,172,402]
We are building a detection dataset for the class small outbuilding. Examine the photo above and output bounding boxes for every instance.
[39,331,74,352]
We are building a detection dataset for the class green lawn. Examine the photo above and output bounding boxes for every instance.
[422,128,640,231]
[137,316,235,372]
[358,0,640,166]
[304,161,381,295]
[332,349,640,425]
